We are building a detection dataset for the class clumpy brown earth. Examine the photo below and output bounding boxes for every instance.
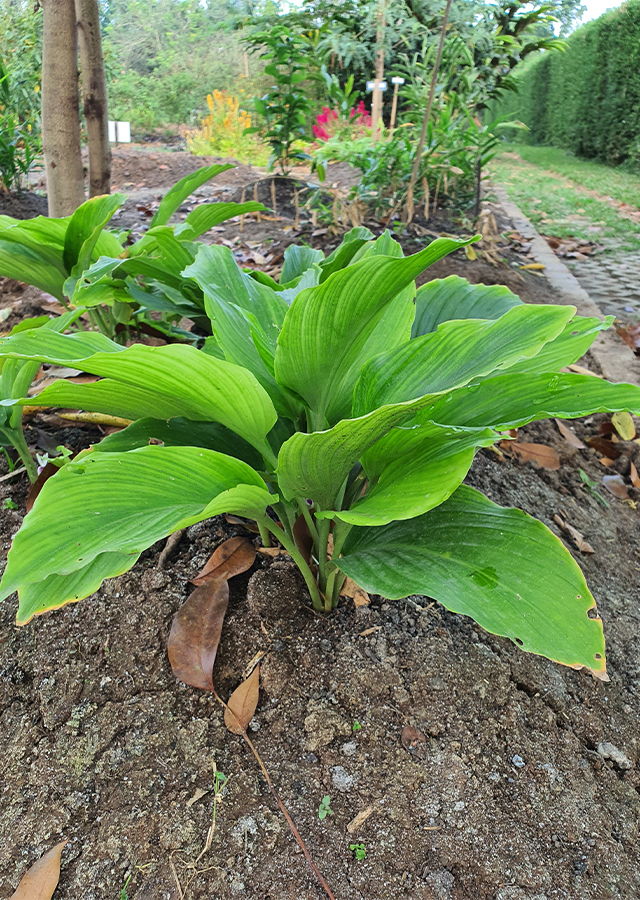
[0,153,639,900]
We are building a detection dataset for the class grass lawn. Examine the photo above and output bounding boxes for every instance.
[492,144,640,252]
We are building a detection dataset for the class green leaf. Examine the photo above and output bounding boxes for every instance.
[334,422,499,526]
[0,331,278,456]
[94,416,264,469]
[150,164,235,228]
[0,445,273,607]
[340,485,607,678]
[502,316,612,376]
[0,238,67,300]
[175,201,266,241]
[424,372,640,430]
[275,237,478,426]
[318,227,374,281]
[412,275,523,337]
[16,552,142,625]
[63,194,126,274]
[353,304,575,415]
[280,245,324,285]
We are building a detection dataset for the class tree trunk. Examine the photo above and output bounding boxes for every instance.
[75,0,111,196]
[41,0,85,216]
[371,0,385,137]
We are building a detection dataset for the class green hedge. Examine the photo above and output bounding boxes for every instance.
[493,0,640,166]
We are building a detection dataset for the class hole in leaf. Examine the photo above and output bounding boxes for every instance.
[515,638,524,646]
[595,653,602,660]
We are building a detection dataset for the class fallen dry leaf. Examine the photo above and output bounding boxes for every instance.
[630,461,640,488]
[565,363,603,378]
[293,514,314,566]
[10,840,67,900]
[186,787,210,808]
[587,437,622,459]
[401,725,427,753]
[191,536,255,586]
[257,546,290,558]
[168,577,229,691]
[224,514,260,532]
[520,262,545,270]
[553,514,594,554]
[611,411,636,441]
[340,576,370,608]
[554,419,585,449]
[26,462,59,513]
[599,457,615,467]
[224,665,260,735]
[602,474,629,500]
[512,442,560,469]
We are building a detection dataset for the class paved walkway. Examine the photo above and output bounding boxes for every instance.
[567,252,640,322]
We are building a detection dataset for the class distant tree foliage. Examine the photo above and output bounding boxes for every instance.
[491,0,640,167]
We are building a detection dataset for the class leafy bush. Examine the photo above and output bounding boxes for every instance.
[0,165,264,339]
[186,91,269,165]
[490,0,640,166]
[0,221,638,681]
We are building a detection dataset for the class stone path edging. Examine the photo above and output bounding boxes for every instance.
[494,184,640,386]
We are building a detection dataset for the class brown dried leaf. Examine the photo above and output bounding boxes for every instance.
[599,457,615,467]
[602,474,629,500]
[340,576,370,607]
[257,547,290,558]
[359,626,382,637]
[565,363,603,378]
[401,725,427,753]
[224,514,260,532]
[224,665,260,735]
[630,461,640,488]
[553,514,594,554]
[186,787,210,808]
[346,806,375,833]
[191,536,255,586]
[512,442,560,469]
[168,577,229,691]
[10,841,67,900]
[26,462,59,513]
[611,411,636,441]
[587,437,622,459]
[554,419,585,449]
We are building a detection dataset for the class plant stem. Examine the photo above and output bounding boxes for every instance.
[315,517,331,594]
[257,522,272,548]
[2,425,38,482]
[256,513,324,611]
[298,501,319,546]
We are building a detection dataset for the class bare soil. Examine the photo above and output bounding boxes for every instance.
[0,152,638,900]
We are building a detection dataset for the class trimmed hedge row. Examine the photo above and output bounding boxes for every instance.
[493,0,640,166]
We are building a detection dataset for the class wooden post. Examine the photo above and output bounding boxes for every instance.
[371,0,385,137]
[403,0,453,223]
[389,77,404,135]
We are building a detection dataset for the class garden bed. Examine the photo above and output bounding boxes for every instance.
[0,158,638,900]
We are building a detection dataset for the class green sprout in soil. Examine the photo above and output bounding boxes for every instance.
[2,498,17,510]
[352,720,362,732]
[318,795,333,821]
[119,874,132,900]
[578,468,610,508]
[350,843,367,860]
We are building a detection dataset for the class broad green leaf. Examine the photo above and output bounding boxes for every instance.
[175,201,266,240]
[0,239,67,300]
[412,275,523,337]
[279,264,321,305]
[275,237,478,426]
[94,416,264,469]
[333,422,499,526]
[350,230,403,262]
[502,315,612,376]
[318,226,374,281]
[63,194,126,273]
[340,485,607,677]
[142,226,195,274]
[25,342,277,456]
[150,164,234,227]
[0,327,121,363]
[16,551,141,625]
[424,372,640,430]
[0,445,272,602]
[353,304,575,415]
[280,245,324,285]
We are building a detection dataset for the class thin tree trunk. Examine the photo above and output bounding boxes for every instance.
[75,0,111,196]
[371,0,385,137]
[41,0,85,216]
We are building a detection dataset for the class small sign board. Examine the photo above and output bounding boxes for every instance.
[108,121,131,143]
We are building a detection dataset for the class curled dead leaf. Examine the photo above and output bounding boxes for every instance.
[191,536,255,586]
[10,840,67,900]
[340,576,370,608]
[553,514,594,554]
[587,437,622,459]
[554,419,585,449]
[186,787,210,808]
[401,725,427,754]
[168,577,229,691]
[602,474,629,500]
[630,461,640,488]
[293,514,314,566]
[224,665,260,735]
[26,462,59,513]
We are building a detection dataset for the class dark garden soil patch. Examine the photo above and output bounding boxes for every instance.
[0,153,639,900]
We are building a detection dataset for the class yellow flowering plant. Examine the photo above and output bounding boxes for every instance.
[186,90,269,165]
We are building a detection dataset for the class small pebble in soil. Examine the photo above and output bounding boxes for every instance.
[331,765,355,792]
[512,755,525,768]
[341,742,357,757]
